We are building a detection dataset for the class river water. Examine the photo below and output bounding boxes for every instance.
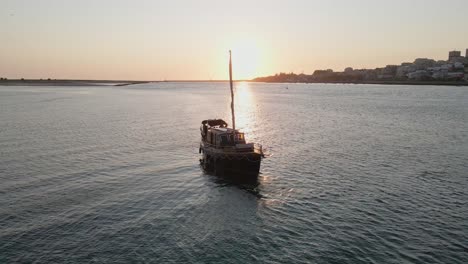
[0,82,467,263]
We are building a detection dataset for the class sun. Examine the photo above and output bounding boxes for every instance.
[230,40,261,80]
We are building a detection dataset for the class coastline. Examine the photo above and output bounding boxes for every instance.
[251,80,468,86]
[0,79,151,87]
[2,79,467,87]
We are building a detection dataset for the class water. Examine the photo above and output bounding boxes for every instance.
[1,83,467,263]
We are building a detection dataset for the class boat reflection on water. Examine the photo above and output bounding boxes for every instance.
[201,168,263,198]
[201,163,261,183]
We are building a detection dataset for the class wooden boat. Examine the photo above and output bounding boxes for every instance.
[199,51,264,175]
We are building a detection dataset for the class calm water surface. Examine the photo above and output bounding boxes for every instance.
[1,83,467,263]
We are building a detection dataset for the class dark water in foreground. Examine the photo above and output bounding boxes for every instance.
[1,83,467,263]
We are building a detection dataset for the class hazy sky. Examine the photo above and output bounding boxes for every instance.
[1,0,467,80]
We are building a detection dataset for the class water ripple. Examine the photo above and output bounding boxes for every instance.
[0,84,467,263]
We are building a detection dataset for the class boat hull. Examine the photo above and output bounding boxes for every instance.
[201,148,262,176]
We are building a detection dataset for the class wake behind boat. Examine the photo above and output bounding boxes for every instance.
[199,51,264,176]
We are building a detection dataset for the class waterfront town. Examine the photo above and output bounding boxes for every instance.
[253,49,468,84]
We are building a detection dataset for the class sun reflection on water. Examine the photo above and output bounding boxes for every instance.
[234,82,256,136]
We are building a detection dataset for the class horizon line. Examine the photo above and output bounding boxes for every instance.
[0,78,252,83]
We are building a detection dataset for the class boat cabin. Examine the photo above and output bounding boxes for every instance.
[201,119,246,147]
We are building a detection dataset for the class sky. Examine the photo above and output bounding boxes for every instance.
[1,0,467,80]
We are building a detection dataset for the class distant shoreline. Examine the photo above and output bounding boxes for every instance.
[1,79,467,87]
[0,79,252,87]
[0,79,150,87]
[250,80,468,86]
[0,79,242,86]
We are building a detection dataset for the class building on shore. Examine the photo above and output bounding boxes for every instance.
[449,50,461,61]
[377,65,398,79]
[408,70,430,80]
[254,48,468,83]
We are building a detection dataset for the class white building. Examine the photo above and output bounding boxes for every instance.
[408,70,430,80]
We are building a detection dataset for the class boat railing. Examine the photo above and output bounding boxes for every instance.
[253,143,263,155]
[202,142,217,148]
[202,142,235,149]
[203,141,263,154]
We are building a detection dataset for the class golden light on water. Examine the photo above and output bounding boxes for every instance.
[234,82,255,134]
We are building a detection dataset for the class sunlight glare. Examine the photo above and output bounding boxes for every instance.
[231,40,261,80]
[234,82,255,133]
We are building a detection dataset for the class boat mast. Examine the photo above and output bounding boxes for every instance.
[229,50,236,131]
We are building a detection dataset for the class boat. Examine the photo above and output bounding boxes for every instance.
[199,51,264,176]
